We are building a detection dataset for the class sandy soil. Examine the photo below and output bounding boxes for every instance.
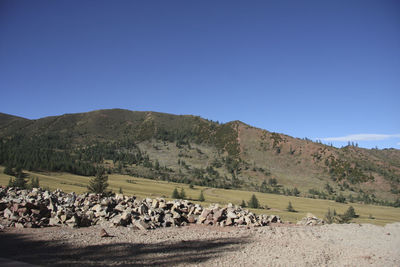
[0,222,399,266]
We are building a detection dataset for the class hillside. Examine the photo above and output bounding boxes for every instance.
[0,109,399,205]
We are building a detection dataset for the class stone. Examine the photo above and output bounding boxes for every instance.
[133,220,150,230]
[200,209,211,218]
[66,216,78,227]
[213,209,225,222]
[139,204,148,215]
[100,228,110,237]
[92,204,102,212]
[227,211,238,219]
[60,214,68,223]
[269,215,278,223]
[49,217,61,226]
[114,204,125,212]
[152,199,159,209]
[115,194,124,200]
[187,214,196,223]
[15,222,24,229]
[121,211,131,221]
[3,208,13,218]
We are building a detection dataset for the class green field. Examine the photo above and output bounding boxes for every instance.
[1,166,399,226]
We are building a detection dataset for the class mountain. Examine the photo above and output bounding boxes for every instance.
[0,109,399,205]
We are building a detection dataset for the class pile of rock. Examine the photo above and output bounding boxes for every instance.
[0,187,282,229]
[297,213,324,226]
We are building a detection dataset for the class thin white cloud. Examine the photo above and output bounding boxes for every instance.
[397,142,400,145]
[319,134,400,142]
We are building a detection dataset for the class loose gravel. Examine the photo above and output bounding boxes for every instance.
[1,222,399,266]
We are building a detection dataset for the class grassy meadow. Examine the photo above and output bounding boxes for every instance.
[0,166,399,226]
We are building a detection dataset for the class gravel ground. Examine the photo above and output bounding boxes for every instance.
[0,222,399,266]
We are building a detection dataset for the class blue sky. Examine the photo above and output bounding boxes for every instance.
[1,1,399,149]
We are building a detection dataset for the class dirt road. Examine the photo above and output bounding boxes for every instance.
[0,223,399,266]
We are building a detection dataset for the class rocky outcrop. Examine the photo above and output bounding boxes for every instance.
[297,213,324,226]
[0,187,282,229]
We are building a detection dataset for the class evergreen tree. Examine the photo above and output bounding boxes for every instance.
[248,194,259,208]
[172,187,180,199]
[324,208,333,224]
[87,169,109,194]
[4,166,14,176]
[344,206,357,218]
[13,172,27,189]
[154,160,160,170]
[287,201,296,212]
[7,177,15,188]
[30,177,39,188]
[293,187,300,196]
[180,188,186,199]
[198,190,205,202]
[119,187,123,194]
[241,200,246,207]
[335,193,346,203]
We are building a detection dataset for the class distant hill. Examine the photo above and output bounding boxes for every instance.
[0,109,399,206]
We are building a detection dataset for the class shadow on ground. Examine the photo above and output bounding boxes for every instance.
[0,231,248,266]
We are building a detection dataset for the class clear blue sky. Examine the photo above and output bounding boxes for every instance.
[1,0,399,149]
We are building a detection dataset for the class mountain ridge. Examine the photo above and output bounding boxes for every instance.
[0,108,399,205]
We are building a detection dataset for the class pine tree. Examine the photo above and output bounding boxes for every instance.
[198,191,205,202]
[172,188,180,199]
[30,177,39,188]
[180,188,186,199]
[241,200,246,207]
[7,177,15,188]
[4,166,14,176]
[119,187,123,194]
[344,206,357,218]
[13,172,27,189]
[293,187,300,196]
[287,201,296,212]
[87,169,109,194]
[248,194,259,208]
[324,208,335,224]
